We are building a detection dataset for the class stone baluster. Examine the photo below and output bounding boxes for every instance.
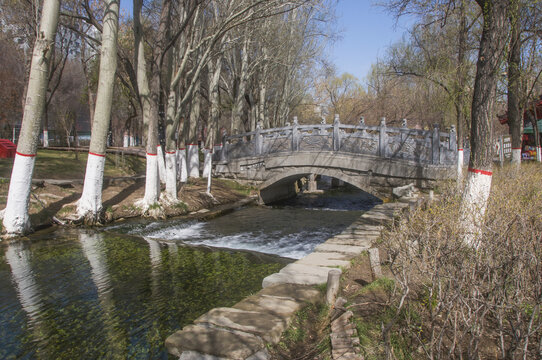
[378,117,388,157]
[255,122,263,155]
[333,114,340,151]
[449,125,457,151]
[432,124,440,164]
[292,117,299,152]
[358,116,366,135]
[401,118,408,144]
[220,135,228,162]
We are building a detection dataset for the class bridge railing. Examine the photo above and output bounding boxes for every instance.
[218,116,457,165]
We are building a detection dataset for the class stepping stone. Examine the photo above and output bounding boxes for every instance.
[194,307,286,343]
[262,271,328,287]
[278,263,338,277]
[314,243,367,256]
[325,237,373,247]
[234,294,304,318]
[258,283,322,303]
[296,252,352,268]
[165,324,264,359]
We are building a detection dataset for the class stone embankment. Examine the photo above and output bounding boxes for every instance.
[165,197,417,359]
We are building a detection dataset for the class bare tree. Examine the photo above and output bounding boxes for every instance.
[77,0,120,223]
[2,0,61,235]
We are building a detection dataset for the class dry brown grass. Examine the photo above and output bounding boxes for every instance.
[372,163,542,359]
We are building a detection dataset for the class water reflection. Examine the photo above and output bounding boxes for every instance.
[79,231,127,358]
[5,242,43,324]
[0,229,285,359]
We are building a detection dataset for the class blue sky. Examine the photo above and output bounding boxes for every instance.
[331,0,409,82]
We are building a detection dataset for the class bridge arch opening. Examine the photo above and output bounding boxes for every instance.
[258,168,382,205]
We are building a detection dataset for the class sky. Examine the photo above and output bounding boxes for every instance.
[330,0,409,83]
[120,0,409,83]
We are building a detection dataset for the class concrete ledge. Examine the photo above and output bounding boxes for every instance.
[165,196,420,359]
[165,324,265,359]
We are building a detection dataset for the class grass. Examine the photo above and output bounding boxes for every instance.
[271,302,331,359]
[0,149,146,179]
[218,178,255,196]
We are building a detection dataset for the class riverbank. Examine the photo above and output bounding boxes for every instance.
[0,175,256,234]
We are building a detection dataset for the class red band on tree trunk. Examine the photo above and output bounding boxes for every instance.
[165,151,176,154]
[468,167,492,176]
[88,152,106,157]
[16,152,36,157]
[458,148,463,151]
[146,153,157,156]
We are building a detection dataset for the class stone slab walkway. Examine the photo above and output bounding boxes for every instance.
[165,198,417,359]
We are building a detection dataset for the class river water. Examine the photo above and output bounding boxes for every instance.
[0,189,380,359]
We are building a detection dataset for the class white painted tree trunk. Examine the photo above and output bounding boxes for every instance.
[43,129,49,148]
[134,0,160,209]
[202,149,212,178]
[140,153,160,206]
[130,135,135,147]
[187,144,200,178]
[457,148,464,180]
[164,151,177,200]
[157,144,166,184]
[537,146,542,162]
[3,155,35,234]
[460,169,493,247]
[178,148,188,183]
[77,0,120,222]
[511,148,521,165]
[77,153,106,218]
[3,0,60,235]
[123,133,129,147]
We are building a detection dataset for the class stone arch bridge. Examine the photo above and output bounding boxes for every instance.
[214,117,457,203]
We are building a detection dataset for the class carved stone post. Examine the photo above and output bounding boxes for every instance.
[333,114,340,151]
[255,122,263,155]
[432,124,440,164]
[401,118,408,144]
[378,117,387,157]
[449,125,457,151]
[292,117,299,152]
[220,135,228,162]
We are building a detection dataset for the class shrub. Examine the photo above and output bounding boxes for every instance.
[380,164,542,359]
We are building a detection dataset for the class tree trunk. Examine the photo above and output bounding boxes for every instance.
[461,0,510,246]
[165,88,179,198]
[134,0,160,209]
[507,1,523,166]
[532,99,541,162]
[187,77,201,178]
[208,57,222,147]
[455,0,468,180]
[77,0,120,223]
[231,37,249,135]
[3,0,60,235]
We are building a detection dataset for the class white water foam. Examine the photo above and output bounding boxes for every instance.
[184,230,324,259]
[142,222,207,241]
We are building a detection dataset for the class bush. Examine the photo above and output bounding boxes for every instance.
[380,164,542,359]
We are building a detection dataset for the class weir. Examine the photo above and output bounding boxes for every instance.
[165,193,420,359]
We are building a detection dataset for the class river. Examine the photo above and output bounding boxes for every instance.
[0,189,380,359]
